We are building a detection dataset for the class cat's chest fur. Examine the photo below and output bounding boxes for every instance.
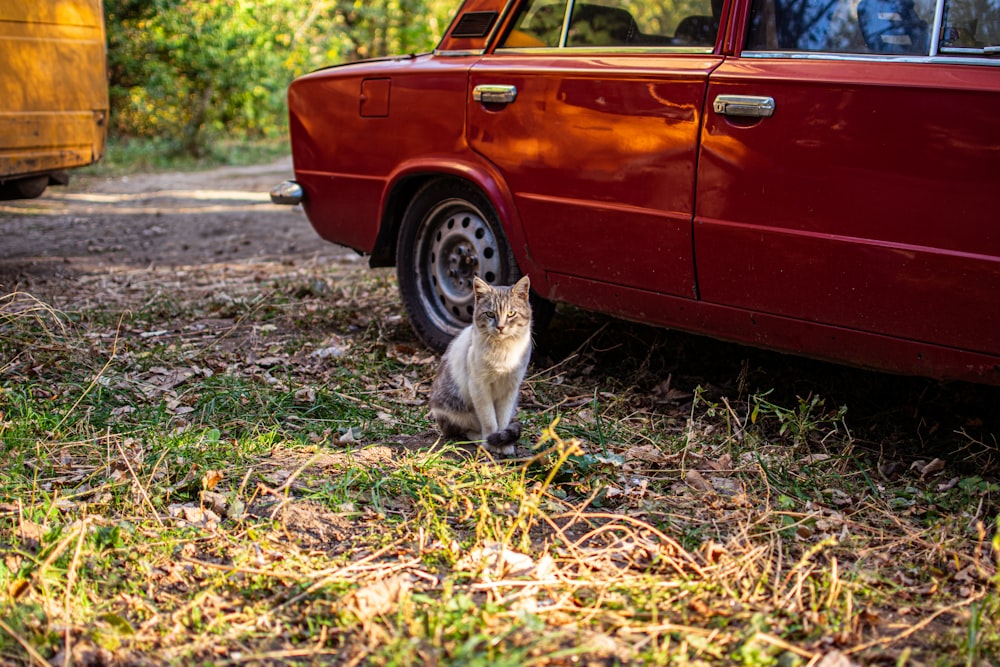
[462,328,530,381]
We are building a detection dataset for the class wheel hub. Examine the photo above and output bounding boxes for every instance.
[447,243,478,286]
[416,200,502,331]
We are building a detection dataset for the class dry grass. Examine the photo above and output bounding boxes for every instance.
[1,255,998,666]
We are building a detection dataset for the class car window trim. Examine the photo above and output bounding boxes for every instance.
[558,0,574,47]
[740,50,1000,65]
[494,45,716,54]
[940,46,1000,55]
[435,49,488,56]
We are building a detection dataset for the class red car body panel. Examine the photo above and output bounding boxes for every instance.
[698,60,1000,355]
[286,0,1000,384]
[468,54,723,298]
[289,55,479,252]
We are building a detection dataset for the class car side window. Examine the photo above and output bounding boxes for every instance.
[745,0,936,54]
[498,0,723,49]
[940,0,1000,52]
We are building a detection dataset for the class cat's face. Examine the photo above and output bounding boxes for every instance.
[472,276,532,339]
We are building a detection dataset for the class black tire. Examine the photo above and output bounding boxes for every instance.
[8,174,49,199]
[396,179,521,352]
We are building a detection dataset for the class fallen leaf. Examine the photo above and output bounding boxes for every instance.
[294,387,316,403]
[166,401,195,416]
[920,458,946,479]
[351,575,412,622]
[816,649,858,667]
[310,342,347,358]
[685,469,715,494]
[202,469,223,491]
[227,498,246,521]
[17,520,45,552]
[709,476,740,496]
[457,542,552,581]
[937,477,960,492]
[337,427,363,444]
[823,488,854,506]
[8,579,29,600]
[167,503,221,529]
[651,376,692,404]
[200,490,227,514]
[879,461,904,480]
[699,541,727,563]
[624,444,673,464]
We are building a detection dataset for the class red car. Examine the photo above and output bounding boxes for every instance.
[273,0,1000,385]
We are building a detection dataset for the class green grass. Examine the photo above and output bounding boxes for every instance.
[77,136,291,177]
[2,259,999,666]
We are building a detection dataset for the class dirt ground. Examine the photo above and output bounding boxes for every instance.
[0,158,352,293]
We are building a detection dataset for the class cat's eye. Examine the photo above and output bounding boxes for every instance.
[507,311,517,318]
[484,311,496,319]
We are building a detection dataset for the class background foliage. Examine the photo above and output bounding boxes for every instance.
[104,0,455,156]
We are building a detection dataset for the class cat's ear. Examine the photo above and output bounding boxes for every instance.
[473,276,491,298]
[512,275,530,300]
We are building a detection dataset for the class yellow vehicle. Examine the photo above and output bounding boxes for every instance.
[0,0,108,199]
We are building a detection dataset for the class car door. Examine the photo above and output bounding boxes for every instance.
[468,0,725,300]
[695,0,1000,355]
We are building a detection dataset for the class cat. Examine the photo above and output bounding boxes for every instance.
[429,275,532,456]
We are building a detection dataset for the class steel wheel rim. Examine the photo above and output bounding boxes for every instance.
[414,198,502,337]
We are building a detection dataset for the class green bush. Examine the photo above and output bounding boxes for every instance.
[104,0,454,156]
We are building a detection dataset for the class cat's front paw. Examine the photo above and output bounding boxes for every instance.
[484,421,521,457]
[486,421,521,446]
[483,442,516,456]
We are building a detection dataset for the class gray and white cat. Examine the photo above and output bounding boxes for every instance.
[429,275,532,456]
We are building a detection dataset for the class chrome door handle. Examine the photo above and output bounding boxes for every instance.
[713,94,775,118]
[473,84,517,105]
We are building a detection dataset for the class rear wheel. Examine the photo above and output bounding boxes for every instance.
[396,179,521,352]
[0,175,48,200]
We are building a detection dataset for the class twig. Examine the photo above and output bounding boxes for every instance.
[63,516,91,667]
[222,647,341,665]
[180,557,314,580]
[35,522,87,578]
[115,435,165,527]
[0,617,50,667]
[752,631,817,659]
[619,621,723,638]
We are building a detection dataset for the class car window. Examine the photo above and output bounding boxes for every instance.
[745,0,936,54]
[940,0,1000,53]
[745,0,1000,56]
[498,0,723,49]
